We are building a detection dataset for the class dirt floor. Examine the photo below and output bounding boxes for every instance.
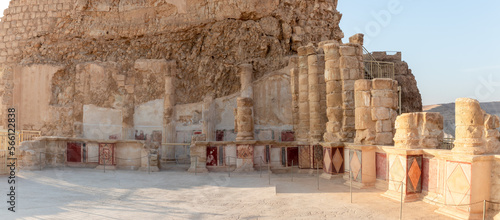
[0,168,452,220]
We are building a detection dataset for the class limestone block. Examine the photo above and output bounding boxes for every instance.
[372,78,393,90]
[349,33,364,45]
[355,91,371,107]
[339,56,359,69]
[297,46,308,56]
[375,132,393,145]
[376,120,393,133]
[326,121,342,133]
[326,81,342,94]
[323,43,340,61]
[350,69,363,80]
[327,107,343,121]
[372,96,397,108]
[355,108,375,130]
[339,46,356,56]
[305,45,316,56]
[342,80,355,91]
[326,93,342,107]
[355,79,372,91]
[455,98,484,126]
[371,107,390,121]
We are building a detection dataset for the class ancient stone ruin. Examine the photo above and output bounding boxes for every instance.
[0,0,498,219]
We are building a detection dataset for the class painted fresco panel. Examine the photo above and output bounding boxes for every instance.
[376,152,387,180]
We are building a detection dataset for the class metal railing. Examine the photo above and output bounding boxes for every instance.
[438,138,455,150]
[362,46,396,80]
[0,130,41,150]
[364,61,395,79]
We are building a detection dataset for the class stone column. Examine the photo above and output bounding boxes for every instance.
[202,94,216,141]
[339,43,363,142]
[393,112,444,149]
[235,97,254,141]
[163,61,177,160]
[290,67,300,133]
[297,46,310,142]
[239,64,253,99]
[308,49,323,142]
[453,98,487,155]
[323,42,342,143]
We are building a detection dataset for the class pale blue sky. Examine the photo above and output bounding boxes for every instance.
[1,1,499,105]
[338,0,500,105]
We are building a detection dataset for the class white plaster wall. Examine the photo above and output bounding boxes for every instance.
[225,144,237,165]
[83,105,122,139]
[175,102,203,131]
[133,99,164,139]
[215,92,239,130]
[87,143,99,163]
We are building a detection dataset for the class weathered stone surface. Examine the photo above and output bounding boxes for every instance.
[368,52,422,113]
[355,78,398,145]
[453,98,500,155]
[393,112,444,149]
[0,0,344,132]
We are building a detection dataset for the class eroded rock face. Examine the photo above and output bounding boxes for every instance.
[0,0,343,134]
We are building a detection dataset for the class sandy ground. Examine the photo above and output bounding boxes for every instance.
[0,168,451,220]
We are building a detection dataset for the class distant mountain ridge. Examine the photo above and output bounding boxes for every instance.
[423,101,500,138]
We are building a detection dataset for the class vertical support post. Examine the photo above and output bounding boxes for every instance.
[103,156,106,173]
[148,153,151,174]
[268,160,271,185]
[227,156,230,177]
[350,170,352,203]
[195,156,197,176]
[39,152,42,171]
[291,160,294,182]
[260,156,262,178]
[400,181,403,220]
[483,200,486,220]
[317,165,319,190]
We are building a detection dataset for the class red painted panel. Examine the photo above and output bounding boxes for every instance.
[287,147,299,167]
[99,143,115,165]
[281,131,295,142]
[216,130,224,141]
[376,153,387,180]
[67,143,82,163]
[206,146,218,166]
[422,158,429,192]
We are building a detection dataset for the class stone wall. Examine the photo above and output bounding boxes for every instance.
[0,0,343,131]
[323,36,364,143]
[354,78,399,145]
[369,52,422,113]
